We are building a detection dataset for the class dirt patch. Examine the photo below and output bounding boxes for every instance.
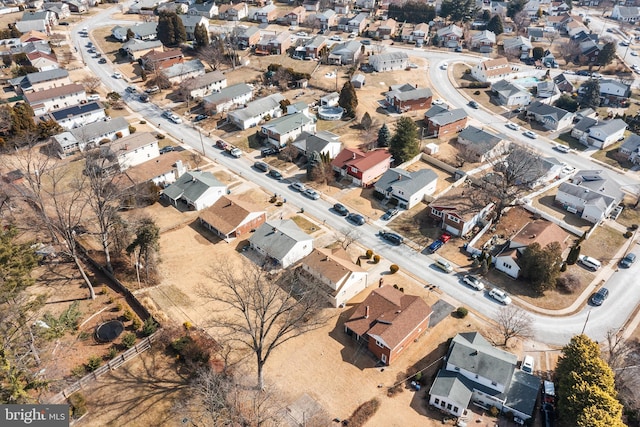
[580,224,628,266]
[616,195,640,229]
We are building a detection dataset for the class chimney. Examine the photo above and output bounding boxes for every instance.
[398,173,402,181]
[352,152,356,160]
[365,306,369,319]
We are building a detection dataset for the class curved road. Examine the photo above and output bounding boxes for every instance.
[75,6,640,345]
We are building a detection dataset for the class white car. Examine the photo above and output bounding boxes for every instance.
[432,98,444,105]
[163,111,182,124]
[229,148,242,158]
[505,122,520,131]
[555,145,571,153]
[462,274,485,291]
[290,182,307,192]
[303,189,320,200]
[296,31,308,37]
[523,130,537,139]
[112,72,123,79]
[560,165,576,177]
[489,288,512,305]
[87,94,100,101]
[330,35,342,41]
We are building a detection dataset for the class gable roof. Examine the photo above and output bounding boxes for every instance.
[69,117,129,142]
[229,93,285,122]
[204,83,252,104]
[249,219,312,260]
[426,108,467,126]
[107,132,157,154]
[123,39,163,52]
[24,83,84,104]
[187,70,226,89]
[620,134,640,153]
[199,195,265,235]
[50,101,103,121]
[302,247,364,284]
[163,170,225,202]
[504,370,541,417]
[163,59,205,79]
[375,167,437,196]
[293,130,340,153]
[9,68,68,88]
[492,79,528,98]
[387,86,433,102]
[331,147,392,171]
[430,186,491,221]
[117,151,185,186]
[261,111,313,135]
[526,101,572,121]
[344,286,432,350]
[458,126,503,152]
[510,220,568,249]
[588,118,627,137]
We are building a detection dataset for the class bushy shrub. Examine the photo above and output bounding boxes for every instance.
[115,131,123,138]
[115,302,123,312]
[390,264,399,274]
[556,274,581,293]
[128,125,137,134]
[156,133,166,139]
[106,346,118,360]
[373,254,381,264]
[624,231,633,238]
[456,307,469,318]
[68,393,87,418]
[131,317,142,330]
[71,365,85,378]
[85,356,102,372]
[347,398,381,427]
[488,406,500,417]
[143,318,159,336]
[121,332,136,349]
[183,321,193,331]
[123,309,134,321]
[365,249,373,259]
[101,286,108,295]
[139,120,146,124]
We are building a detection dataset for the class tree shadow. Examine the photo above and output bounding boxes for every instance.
[328,306,379,371]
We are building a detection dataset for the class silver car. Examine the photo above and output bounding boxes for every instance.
[462,274,485,291]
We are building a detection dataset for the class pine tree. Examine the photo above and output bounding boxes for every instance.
[194,23,209,48]
[10,103,36,136]
[338,81,358,118]
[173,14,187,45]
[157,12,176,46]
[487,15,504,35]
[389,116,419,164]
[377,123,391,147]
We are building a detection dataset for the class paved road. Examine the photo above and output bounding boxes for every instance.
[76,6,640,345]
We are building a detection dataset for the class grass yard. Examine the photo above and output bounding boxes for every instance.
[581,224,629,266]
[555,132,587,151]
[616,195,640,229]
[590,140,635,171]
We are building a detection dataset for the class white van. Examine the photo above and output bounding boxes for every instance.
[522,355,534,374]
[580,255,601,271]
[435,259,453,273]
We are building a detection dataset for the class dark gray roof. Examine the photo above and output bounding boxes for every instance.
[375,168,437,197]
[573,117,598,132]
[492,79,528,98]
[428,369,474,406]
[163,59,205,79]
[526,101,573,122]
[504,371,541,417]
[228,93,285,122]
[426,108,467,126]
[424,105,449,118]
[50,101,103,121]
[249,220,312,262]
[163,171,225,202]
[620,134,640,153]
[389,87,433,102]
[70,117,129,142]
[293,130,340,154]
[458,126,502,152]
[203,83,252,104]
[9,68,69,88]
[558,169,623,205]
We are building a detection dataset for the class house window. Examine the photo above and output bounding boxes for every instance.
[502,262,511,269]
[454,406,459,413]
[431,209,443,217]
[440,401,446,407]
[376,340,384,348]
[448,216,460,223]
[447,404,452,410]
[434,398,440,405]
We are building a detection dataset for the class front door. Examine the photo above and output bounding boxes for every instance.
[381,353,387,364]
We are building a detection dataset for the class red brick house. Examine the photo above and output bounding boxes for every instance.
[385,83,433,113]
[199,195,267,241]
[424,106,468,137]
[141,48,184,71]
[331,148,392,187]
[427,186,494,237]
[344,286,432,365]
[283,6,306,25]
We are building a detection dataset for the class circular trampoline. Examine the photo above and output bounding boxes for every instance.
[95,320,124,342]
[318,106,344,120]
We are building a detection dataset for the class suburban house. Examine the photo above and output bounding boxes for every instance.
[302,0,320,11]
[187,1,219,18]
[178,15,209,41]
[436,24,463,48]
[111,22,158,41]
[334,0,351,15]
[218,2,249,20]
[24,83,86,116]
[199,195,267,241]
[619,134,640,164]
[535,80,561,103]
[491,79,531,106]
[253,4,278,23]
[17,11,57,34]
[502,36,533,59]
[228,93,285,130]
[402,23,429,44]
[424,106,468,137]
[314,9,338,29]
[98,132,160,173]
[51,117,130,156]
[320,92,339,107]
[249,219,313,268]
[236,26,261,50]
[598,79,631,106]
[470,30,496,50]
[300,247,368,307]
[367,18,397,39]
[8,68,71,94]
[385,84,433,113]
[163,59,206,84]
[346,12,369,34]
[203,83,253,114]
[351,74,366,88]
[293,130,342,158]
[299,35,327,60]
[186,70,227,99]
[116,152,188,189]
[429,332,540,421]
[374,168,438,209]
[331,148,392,187]
[123,39,163,61]
[282,6,306,26]
[526,101,574,131]
[327,40,362,65]
[44,3,71,19]
[163,170,227,211]
[471,57,513,83]
[578,39,603,64]
[555,169,624,223]
[261,111,316,148]
[612,5,640,22]
[344,286,432,366]
[457,126,506,162]
[571,118,627,149]
[48,102,106,130]
[255,32,292,55]
[495,220,569,278]
[26,51,58,72]
[553,73,574,93]
[368,51,409,72]
[428,186,494,237]
[532,156,564,187]
[140,48,184,71]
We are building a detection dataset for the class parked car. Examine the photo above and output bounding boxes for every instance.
[145,86,160,94]
[506,122,520,131]
[360,39,371,45]
[590,287,609,306]
[333,203,349,216]
[330,35,342,41]
[468,100,479,109]
[522,355,534,374]
[523,130,538,139]
[139,93,149,102]
[261,146,278,157]
[346,213,365,225]
[296,31,308,37]
[268,169,283,180]
[462,274,485,291]
[620,253,636,268]
[253,161,269,172]
[216,140,229,150]
[162,111,182,124]
[290,182,306,192]
[379,231,403,245]
[381,208,399,221]
[489,288,512,305]
[87,94,100,102]
[229,147,242,158]
[159,146,175,154]
[434,259,453,273]
[432,98,444,105]
[98,58,107,64]
[427,233,451,253]
[126,86,137,93]
[112,72,123,79]
[554,144,571,153]
[303,189,320,200]
[193,114,208,122]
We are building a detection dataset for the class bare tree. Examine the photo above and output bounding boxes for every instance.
[602,329,640,401]
[199,262,326,390]
[82,76,102,94]
[495,305,533,346]
[513,11,529,34]
[49,33,66,47]
[197,39,226,71]
[335,227,361,250]
[557,41,581,65]
[546,31,559,47]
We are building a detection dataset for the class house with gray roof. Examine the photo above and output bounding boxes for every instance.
[51,117,130,156]
[228,93,285,130]
[502,36,532,58]
[385,84,433,113]
[599,79,631,106]
[526,101,574,131]
[123,39,163,60]
[162,170,227,211]
[178,14,209,41]
[553,73,574,93]
[424,107,468,137]
[555,169,624,223]
[429,332,540,421]
[374,168,438,209]
[111,22,158,42]
[457,126,506,162]
[536,80,560,102]
[261,111,316,148]
[571,118,627,149]
[8,68,71,94]
[612,5,640,22]
[328,40,362,65]
[187,1,218,18]
[47,101,106,130]
[619,134,640,164]
[249,219,313,268]
[368,51,409,72]
[293,130,342,158]
[163,59,206,83]
[491,79,531,106]
[187,70,227,99]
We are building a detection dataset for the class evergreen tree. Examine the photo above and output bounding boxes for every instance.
[361,112,372,130]
[597,42,616,67]
[10,103,36,136]
[507,0,527,18]
[377,123,391,147]
[194,23,209,48]
[157,12,176,46]
[487,15,504,35]
[439,0,477,22]
[519,242,563,293]
[338,81,358,118]
[389,117,419,164]
[580,79,601,109]
[566,245,581,265]
[173,14,187,45]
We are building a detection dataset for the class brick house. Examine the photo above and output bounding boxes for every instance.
[283,6,306,25]
[255,32,292,55]
[140,48,184,71]
[385,83,433,113]
[344,286,432,365]
[237,26,261,49]
[199,195,267,241]
[331,148,392,187]
[424,106,468,137]
[428,186,494,237]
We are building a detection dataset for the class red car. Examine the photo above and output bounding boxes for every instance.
[440,233,452,243]
[216,140,228,150]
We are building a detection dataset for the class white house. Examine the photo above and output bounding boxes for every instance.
[555,169,624,223]
[526,101,574,131]
[51,117,130,156]
[300,247,368,307]
[471,57,513,83]
[228,93,285,130]
[23,83,86,115]
[187,70,227,99]
[203,83,253,114]
[374,168,438,209]
[261,111,316,148]
[101,132,160,171]
[572,118,627,149]
[163,59,206,84]
[368,51,409,72]
[292,130,342,159]
[611,5,640,22]
[491,79,531,106]
[429,332,540,421]
[163,170,227,211]
[47,101,106,130]
[249,219,313,268]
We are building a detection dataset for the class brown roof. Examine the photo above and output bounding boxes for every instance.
[430,186,492,222]
[20,30,48,42]
[302,247,364,284]
[199,195,265,235]
[331,148,391,171]
[510,220,569,250]
[141,48,184,62]
[344,286,432,351]
[24,83,84,104]
[116,151,185,186]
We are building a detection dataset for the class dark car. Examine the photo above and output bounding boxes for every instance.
[193,114,208,122]
[468,100,479,109]
[159,146,174,154]
[620,253,636,268]
[253,161,269,172]
[59,21,69,26]
[268,169,283,180]
[576,70,590,76]
[381,207,399,221]
[590,287,609,306]
[261,146,278,157]
[380,232,403,245]
[346,213,365,225]
[216,140,229,150]
[333,203,349,216]
[98,58,107,64]
[427,239,444,253]
[139,93,149,102]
